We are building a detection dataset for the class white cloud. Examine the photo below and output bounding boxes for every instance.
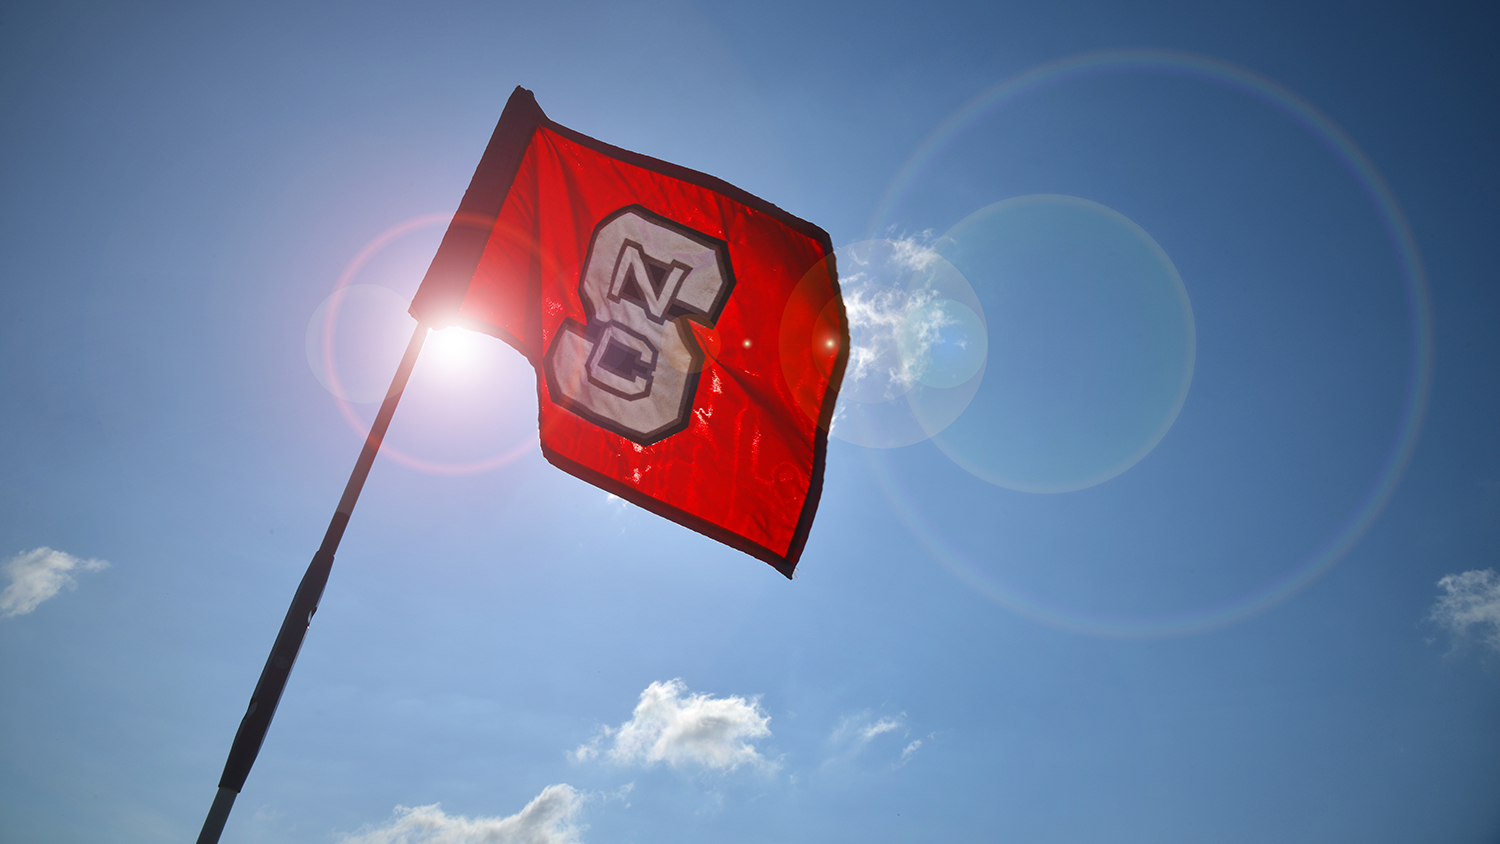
[860,717,903,741]
[830,712,906,749]
[825,713,929,769]
[575,679,773,772]
[337,784,586,844]
[842,279,945,399]
[1430,569,1500,653]
[1,547,109,618]
[886,233,941,272]
[838,236,961,403]
[899,735,933,766]
[899,740,923,765]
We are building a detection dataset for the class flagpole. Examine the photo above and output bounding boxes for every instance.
[195,323,430,844]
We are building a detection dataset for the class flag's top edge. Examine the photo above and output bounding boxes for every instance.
[412,86,835,332]
[531,96,833,255]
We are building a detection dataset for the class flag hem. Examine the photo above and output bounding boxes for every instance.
[540,443,802,578]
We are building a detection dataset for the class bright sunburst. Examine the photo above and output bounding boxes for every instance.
[423,325,487,375]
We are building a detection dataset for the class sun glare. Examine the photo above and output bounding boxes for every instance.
[425,325,485,374]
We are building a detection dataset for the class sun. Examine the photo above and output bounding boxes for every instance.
[424,325,486,374]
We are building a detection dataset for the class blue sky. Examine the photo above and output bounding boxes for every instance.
[3,1,1499,842]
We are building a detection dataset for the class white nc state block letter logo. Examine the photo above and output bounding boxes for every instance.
[543,206,735,444]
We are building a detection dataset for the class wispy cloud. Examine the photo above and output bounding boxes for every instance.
[1,547,109,618]
[842,279,948,400]
[336,784,586,844]
[830,712,906,748]
[574,679,774,772]
[900,739,923,762]
[886,233,942,272]
[859,717,903,741]
[1430,569,1500,653]
[824,712,930,768]
[837,235,972,412]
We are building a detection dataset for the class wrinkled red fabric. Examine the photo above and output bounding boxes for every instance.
[411,88,845,576]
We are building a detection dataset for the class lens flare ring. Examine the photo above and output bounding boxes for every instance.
[869,49,1433,637]
[829,238,988,449]
[926,193,1196,493]
[315,213,538,476]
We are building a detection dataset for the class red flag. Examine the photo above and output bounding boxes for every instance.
[410,87,847,577]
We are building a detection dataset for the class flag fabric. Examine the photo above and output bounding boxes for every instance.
[410,87,847,577]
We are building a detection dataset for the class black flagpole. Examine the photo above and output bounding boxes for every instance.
[195,323,429,844]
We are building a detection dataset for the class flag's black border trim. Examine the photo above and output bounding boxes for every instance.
[411,86,847,577]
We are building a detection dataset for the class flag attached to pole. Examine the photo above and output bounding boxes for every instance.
[410,87,847,576]
[196,87,843,844]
